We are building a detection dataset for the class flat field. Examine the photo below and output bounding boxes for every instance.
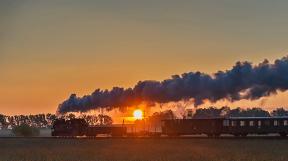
[1,137,288,161]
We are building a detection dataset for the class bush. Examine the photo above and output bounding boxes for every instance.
[12,124,40,137]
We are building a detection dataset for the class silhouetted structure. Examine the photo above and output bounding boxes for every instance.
[51,118,126,137]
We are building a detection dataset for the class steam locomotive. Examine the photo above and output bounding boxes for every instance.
[51,119,126,137]
[52,117,288,137]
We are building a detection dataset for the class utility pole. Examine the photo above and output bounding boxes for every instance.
[100,108,104,125]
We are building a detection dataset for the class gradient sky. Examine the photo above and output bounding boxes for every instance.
[1,0,288,115]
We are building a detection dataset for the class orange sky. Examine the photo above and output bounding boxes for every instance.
[1,1,288,115]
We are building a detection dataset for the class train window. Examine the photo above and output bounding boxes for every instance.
[240,121,245,127]
[274,120,278,126]
[223,120,229,126]
[231,121,237,127]
[258,121,262,126]
[249,121,254,126]
[284,120,288,126]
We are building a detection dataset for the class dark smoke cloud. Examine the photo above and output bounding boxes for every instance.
[57,56,288,114]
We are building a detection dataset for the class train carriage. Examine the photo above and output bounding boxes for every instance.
[161,118,225,136]
[225,117,288,136]
[86,126,127,137]
[162,117,288,137]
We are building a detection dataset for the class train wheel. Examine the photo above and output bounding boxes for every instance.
[213,134,220,138]
[207,134,213,138]
[51,131,57,136]
[240,133,247,137]
[279,132,287,137]
[167,133,179,137]
[233,134,240,137]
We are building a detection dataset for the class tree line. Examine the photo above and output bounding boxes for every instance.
[192,107,288,118]
[1,107,288,130]
[0,113,112,129]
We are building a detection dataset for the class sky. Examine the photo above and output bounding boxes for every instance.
[1,0,288,115]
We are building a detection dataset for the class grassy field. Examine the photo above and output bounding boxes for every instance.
[0,138,288,161]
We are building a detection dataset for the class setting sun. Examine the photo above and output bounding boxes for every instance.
[133,109,143,120]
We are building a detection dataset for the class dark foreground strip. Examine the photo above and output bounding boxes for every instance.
[0,136,288,140]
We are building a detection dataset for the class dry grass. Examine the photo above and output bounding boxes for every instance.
[0,137,288,161]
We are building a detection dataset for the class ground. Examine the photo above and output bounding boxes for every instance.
[0,137,288,161]
[0,128,51,137]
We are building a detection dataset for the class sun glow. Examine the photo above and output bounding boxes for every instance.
[133,109,143,120]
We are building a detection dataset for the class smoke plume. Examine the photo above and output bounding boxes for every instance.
[57,56,288,114]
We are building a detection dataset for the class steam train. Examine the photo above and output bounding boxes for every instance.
[51,119,126,137]
[52,117,288,137]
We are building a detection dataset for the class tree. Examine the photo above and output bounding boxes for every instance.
[67,113,76,120]
[81,114,98,125]
[148,110,175,123]
[147,110,176,131]
[12,124,40,137]
[0,114,7,129]
[229,107,270,117]
[193,106,223,118]
[46,113,57,127]
[271,108,288,116]
[98,114,113,125]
